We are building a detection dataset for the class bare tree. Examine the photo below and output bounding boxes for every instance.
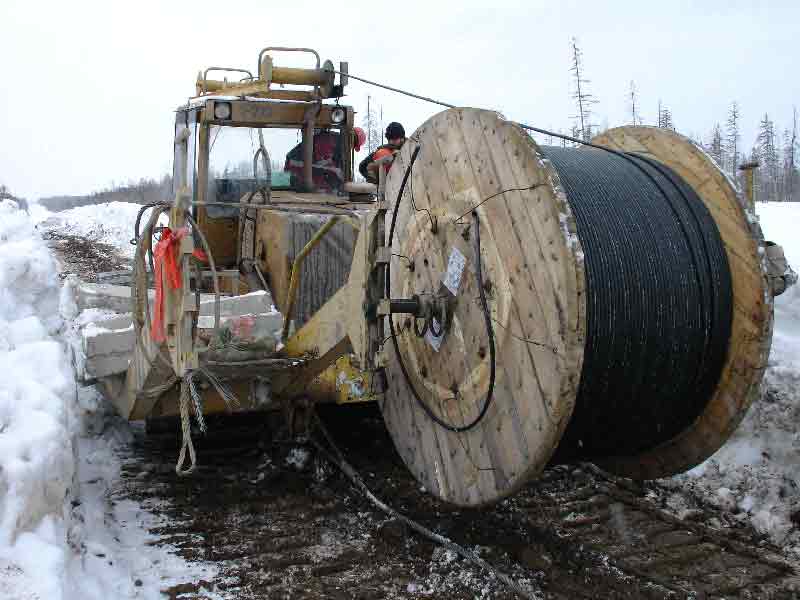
[756,113,780,202]
[362,95,382,155]
[707,123,724,167]
[628,80,642,126]
[569,37,597,142]
[725,101,741,176]
[570,124,582,147]
[784,107,798,201]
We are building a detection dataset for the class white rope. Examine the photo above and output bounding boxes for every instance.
[185,370,208,433]
[176,379,198,476]
[199,367,240,410]
[175,368,242,476]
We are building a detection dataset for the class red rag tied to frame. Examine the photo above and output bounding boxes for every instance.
[151,226,190,343]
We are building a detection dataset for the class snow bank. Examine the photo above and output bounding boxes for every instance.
[39,201,164,259]
[0,200,212,598]
[0,199,73,546]
[662,202,800,553]
[0,199,77,597]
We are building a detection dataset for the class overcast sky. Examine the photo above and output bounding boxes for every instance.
[1,0,798,200]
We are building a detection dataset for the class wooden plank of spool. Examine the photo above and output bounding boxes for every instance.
[428,111,525,500]
[382,108,585,506]
[467,110,584,481]
[385,136,466,502]
[590,126,772,480]
[392,119,499,504]
[387,120,498,504]
[443,111,555,483]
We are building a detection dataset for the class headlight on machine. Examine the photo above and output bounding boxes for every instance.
[214,101,232,120]
[331,106,346,124]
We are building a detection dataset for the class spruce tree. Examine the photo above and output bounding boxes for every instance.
[657,100,675,130]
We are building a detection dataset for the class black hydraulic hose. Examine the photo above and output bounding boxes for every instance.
[387,147,497,433]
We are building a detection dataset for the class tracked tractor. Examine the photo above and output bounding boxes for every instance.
[80,45,792,506]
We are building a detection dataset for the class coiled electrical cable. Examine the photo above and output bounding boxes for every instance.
[541,146,733,457]
[312,70,734,455]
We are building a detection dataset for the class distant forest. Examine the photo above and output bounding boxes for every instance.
[7,38,799,209]
[535,38,800,203]
[36,175,173,212]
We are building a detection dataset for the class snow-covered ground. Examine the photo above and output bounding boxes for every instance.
[660,201,800,554]
[35,201,165,259]
[0,199,213,599]
[2,198,799,597]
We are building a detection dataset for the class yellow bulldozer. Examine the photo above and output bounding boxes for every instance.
[83,45,792,507]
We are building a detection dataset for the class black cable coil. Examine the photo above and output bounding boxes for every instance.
[539,146,733,458]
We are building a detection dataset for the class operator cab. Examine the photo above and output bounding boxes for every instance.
[171,47,366,273]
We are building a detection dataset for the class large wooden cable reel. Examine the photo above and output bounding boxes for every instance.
[380,108,771,507]
[382,108,586,506]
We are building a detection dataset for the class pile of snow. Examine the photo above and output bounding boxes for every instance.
[0,199,74,599]
[38,202,165,259]
[0,200,212,599]
[661,202,800,554]
[0,199,72,542]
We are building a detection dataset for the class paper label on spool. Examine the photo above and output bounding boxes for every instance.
[425,317,444,352]
[442,247,467,296]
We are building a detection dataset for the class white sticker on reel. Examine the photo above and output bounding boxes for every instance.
[442,247,467,296]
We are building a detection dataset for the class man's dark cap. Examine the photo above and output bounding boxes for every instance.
[385,122,405,140]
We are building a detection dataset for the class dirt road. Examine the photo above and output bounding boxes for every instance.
[112,405,800,599]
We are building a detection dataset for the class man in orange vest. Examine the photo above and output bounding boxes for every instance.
[359,122,406,184]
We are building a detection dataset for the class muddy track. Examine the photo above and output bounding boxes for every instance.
[44,230,799,597]
[109,405,799,600]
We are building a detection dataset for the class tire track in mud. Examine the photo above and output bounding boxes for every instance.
[47,229,800,598]
[111,406,799,600]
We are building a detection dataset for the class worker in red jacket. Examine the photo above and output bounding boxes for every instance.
[285,129,345,191]
[359,122,406,184]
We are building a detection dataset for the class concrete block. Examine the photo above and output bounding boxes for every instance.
[84,353,131,379]
[77,283,272,317]
[197,311,283,340]
[200,290,275,317]
[82,323,135,358]
[77,288,281,381]
[77,283,144,314]
[88,313,133,330]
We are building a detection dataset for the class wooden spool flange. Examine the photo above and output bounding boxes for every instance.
[590,126,773,480]
[382,108,586,506]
